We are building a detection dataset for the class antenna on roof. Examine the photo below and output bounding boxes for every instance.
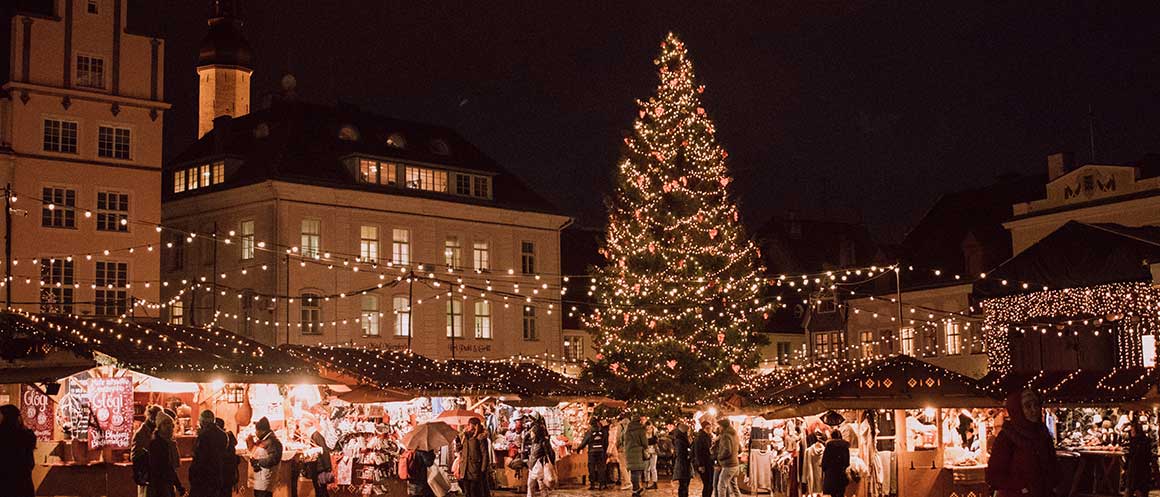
[1087,104,1097,163]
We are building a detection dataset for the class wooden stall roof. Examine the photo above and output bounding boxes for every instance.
[743,355,1002,418]
[979,368,1160,407]
[0,313,323,384]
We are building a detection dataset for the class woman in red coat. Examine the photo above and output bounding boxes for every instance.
[985,389,1059,497]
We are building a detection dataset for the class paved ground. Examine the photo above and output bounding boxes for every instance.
[502,480,704,497]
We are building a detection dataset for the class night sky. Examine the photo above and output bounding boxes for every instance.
[154,1,1160,241]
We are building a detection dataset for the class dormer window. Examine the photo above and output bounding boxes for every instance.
[358,159,397,186]
[339,125,360,141]
[452,172,491,199]
[429,139,450,155]
[172,161,225,193]
[386,133,406,149]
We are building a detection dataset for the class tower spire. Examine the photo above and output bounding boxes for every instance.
[197,0,253,138]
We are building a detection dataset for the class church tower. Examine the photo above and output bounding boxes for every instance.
[197,0,253,138]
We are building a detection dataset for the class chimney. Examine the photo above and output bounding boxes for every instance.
[1047,152,1073,181]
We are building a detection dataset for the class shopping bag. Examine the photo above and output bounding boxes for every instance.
[542,461,558,490]
[428,464,452,497]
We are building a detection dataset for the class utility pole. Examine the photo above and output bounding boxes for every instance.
[4,183,11,310]
[896,263,903,352]
[407,271,414,351]
[211,223,218,318]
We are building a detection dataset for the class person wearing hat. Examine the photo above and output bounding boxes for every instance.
[215,418,240,497]
[821,429,851,497]
[691,417,715,497]
[189,410,228,497]
[714,418,741,497]
[247,417,283,497]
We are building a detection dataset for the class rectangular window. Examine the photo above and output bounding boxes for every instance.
[563,336,584,363]
[43,119,78,154]
[879,329,894,355]
[860,330,876,358]
[97,126,131,159]
[455,174,471,195]
[361,295,380,336]
[393,296,410,337]
[900,327,916,356]
[404,166,448,192]
[173,170,186,193]
[473,177,490,198]
[472,241,490,271]
[96,191,129,232]
[969,326,986,354]
[87,0,98,14]
[212,162,225,184]
[474,301,491,339]
[187,168,199,191]
[392,229,410,265]
[776,342,791,365]
[446,299,463,338]
[817,295,837,313]
[300,219,321,257]
[94,261,128,316]
[40,259,74,314]
[813,331,844,358]
[359,225,379,263]
[444,236,461,268]
[168,233,184,271]
[521,241,536,274]
[200,164,211,188]
[945,321,962,355]
[358,159,396,186]
[301,293,321,335]
[813,332,830,359]
[76,55,105,89]
[170,300,184,325]
[522,306,537,340]
[240,220,255,260]
[41,187,76,228]
[923,326,939,357]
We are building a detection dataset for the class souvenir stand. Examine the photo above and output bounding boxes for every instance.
[742,355,1001,497]
[980,368,1160,497]
[0,312,325,497]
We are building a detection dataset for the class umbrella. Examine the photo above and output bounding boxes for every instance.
[436,408,484,427]
[402,421,458,451]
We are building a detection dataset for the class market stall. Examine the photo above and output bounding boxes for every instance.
[740,354,1002,497]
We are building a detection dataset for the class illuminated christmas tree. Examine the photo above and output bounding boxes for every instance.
[584,33,767,411]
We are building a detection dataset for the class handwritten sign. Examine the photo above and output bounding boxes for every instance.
[88,377,133,449]
[66,378,89,441]
[21,385,54,441]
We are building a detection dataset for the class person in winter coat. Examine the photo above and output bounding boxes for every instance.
[821,429,851,497]
[406,449,437,497]
[985,389,1059,497]
[214,418,239,497]
[189,411,228,497]
[133,405,164,497]
[248,417,283,497]
[458,417,491,497]
[714,418,741,497]
[644,421,659,489]
[1123,421,1155,497]
[691,419,714,497]
[304,420,333,497]
[620,416,649,497]
[576,417,609,490]
[0,404,37,497]
[525,414,556,497]
[611,415,631,489]
[148,414,185,497]
[670,423,693,497]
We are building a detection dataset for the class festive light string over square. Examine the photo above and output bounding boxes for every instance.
[583,32,767,410]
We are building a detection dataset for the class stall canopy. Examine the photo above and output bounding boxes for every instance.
[743,355,1001,418]
[0,312,323,383]
[978,368,1160,406]
[284,345,604,399]
[975,221,1160,299]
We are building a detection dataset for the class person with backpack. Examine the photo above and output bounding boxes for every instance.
[214,418,239,497]
[403,449,436,497]
[189,411,228,497]
[133,405,163,497]
[576,417,609,490]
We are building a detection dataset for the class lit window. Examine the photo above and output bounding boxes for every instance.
[446,299,463,338]
[94,261,128,316]
[473,176,490,198]
[98,126,130,159]
[170,300,184,325]
[563,336,584,363]
[404,166,448,192]
[76,55,105,89]
[358,159,396,186]
[386,133,406,148]
[240,220,255,260]
[338,125,359,141]
[813,331,844,358]
[43,119,78,154]
[860,330,875,358]
[301,219,321,257]
[96,191,129,232]
[360,225,379,263]
[474,301,491,339]
[173,170,186,193]
[900,327,916,356]
[200,164,211,188]
[393,296,410,337]
[40,259,74,314]
[212,162,225,184]
[944,321,962,355]
[187,168,199,191]
[456,174,471,196]
[472,241,489,271]
[301,293,321,335]
[392,229,410,265]
[361,295,380,336]
[41,187,76,229]
[521,241,536,274]
[522,306,537,340]
[444,236,461,268]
